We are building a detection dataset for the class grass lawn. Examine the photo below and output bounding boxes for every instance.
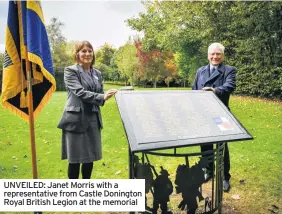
[0,84,281,214]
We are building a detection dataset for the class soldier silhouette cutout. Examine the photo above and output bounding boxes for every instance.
[175,158,209,214]
[152,166,173,214]
[204,197,212,214]
[133,155,154,212]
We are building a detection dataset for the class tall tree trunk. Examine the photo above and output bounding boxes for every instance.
[153,80,157,88]
[131,74,134,86]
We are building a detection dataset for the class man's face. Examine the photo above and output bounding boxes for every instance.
[208,48,224,66]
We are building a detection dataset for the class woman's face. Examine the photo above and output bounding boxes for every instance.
[78,45,93,66]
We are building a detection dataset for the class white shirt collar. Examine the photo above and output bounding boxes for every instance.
[210,65,218,72]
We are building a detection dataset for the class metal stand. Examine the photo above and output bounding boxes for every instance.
[129,143,225,214]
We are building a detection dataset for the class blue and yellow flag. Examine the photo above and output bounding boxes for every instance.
[2,1,56,122]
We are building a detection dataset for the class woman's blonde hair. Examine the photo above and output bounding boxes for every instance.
[74,40,95,66]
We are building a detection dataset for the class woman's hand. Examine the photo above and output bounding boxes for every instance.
[104,89,118,101]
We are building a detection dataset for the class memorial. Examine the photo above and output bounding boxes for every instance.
[115,90,253,214]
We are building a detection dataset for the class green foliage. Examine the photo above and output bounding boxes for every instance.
[127,1,282,98]
[65,40,79,59]
[94,44,122,83]
[174,52,200,87]
[114,43,138,85]
[226,2,282,98]
[95,44,116,67]
[54,70,65,91]
[52,43,72,69]
[94,63,114,81]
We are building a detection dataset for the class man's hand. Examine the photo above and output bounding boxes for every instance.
[202,87,215,93]
[104,89,118,101]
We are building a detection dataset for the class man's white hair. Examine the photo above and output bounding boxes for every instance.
[208,43,225,54]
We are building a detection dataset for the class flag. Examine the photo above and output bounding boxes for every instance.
[213,117,234,131]
[2,1,56,122]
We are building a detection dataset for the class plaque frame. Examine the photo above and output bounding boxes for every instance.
[115,90,253,214]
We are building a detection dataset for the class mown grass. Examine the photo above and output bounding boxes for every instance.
[0,84,282,214]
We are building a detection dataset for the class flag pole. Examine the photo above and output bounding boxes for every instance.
[25,54,38,180]
[25,53,42,214]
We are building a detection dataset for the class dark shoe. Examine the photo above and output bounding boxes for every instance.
[204,172,213,182]
[223,180,230,192]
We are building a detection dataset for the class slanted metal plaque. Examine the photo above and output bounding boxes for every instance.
[115,90,252,152]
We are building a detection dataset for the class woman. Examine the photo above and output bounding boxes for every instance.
[57,41,117,179]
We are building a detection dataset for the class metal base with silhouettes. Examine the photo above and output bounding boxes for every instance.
[130,143,225,214]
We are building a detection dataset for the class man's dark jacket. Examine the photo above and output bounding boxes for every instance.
[192,63,236,108]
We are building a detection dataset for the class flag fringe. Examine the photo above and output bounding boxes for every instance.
[1,85,56,123]
[1,83,27,103]
[1,100,29,122]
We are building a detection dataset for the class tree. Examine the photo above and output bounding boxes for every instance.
[47,17,66,52]
[94,44,117,82]
[164,56,178,87]
[115,43,138,85]
[135,41,177,88]
[46,17,72,70]
[95,44,116,67]
[94,63,114,81]
[127,1,282,97]
[65,40,79,57]
[109,55,121,82]
[127,1,207,86]
[226,2,282,97]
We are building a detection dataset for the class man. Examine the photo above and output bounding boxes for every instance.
[192,42,236,192]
